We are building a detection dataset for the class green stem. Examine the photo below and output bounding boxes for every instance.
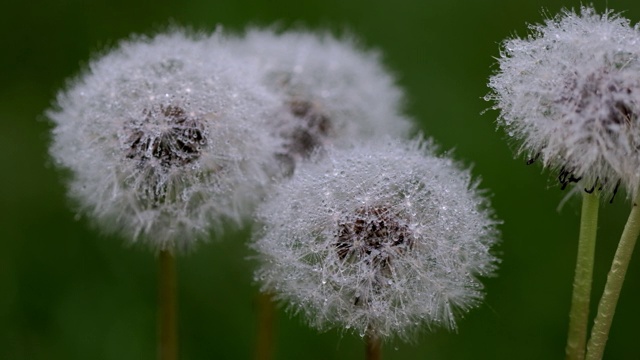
[566,191,600,360]
[586,191,640,360]
[158,250,178,360]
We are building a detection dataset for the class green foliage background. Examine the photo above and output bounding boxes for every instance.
[3,0,640,359]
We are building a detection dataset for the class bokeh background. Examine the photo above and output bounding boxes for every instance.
[3,0,640,359]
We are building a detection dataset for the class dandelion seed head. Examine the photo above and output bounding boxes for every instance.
[252,139,500,340]
[48,29,280,251]
[487,6,640,196]
[230,29,413,170]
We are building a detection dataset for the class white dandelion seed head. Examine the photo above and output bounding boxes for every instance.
[487,6,640,196]
[252,139,500,340]
[229,28,413,170]
[48,29,280,251]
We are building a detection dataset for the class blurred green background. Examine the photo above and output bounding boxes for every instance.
[3,0,640,359]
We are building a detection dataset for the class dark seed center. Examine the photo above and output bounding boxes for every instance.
[284,99,332,158]
[126,105,206,167]
[561,69,636,128]
[334,206,413,269]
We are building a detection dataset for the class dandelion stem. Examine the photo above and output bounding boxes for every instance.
[566,191,600,360]
[365,332,382,360]
[586,191,640,360]
[158,250,177,360]
[254,292,277,360]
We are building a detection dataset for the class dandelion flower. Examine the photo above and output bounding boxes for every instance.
[230,29,413,171]
[48,29,279,251]
[487,6,640,199]
[252,139,499,340]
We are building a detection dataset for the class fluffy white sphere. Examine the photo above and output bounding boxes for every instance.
[487,7,640,198]
[229,29,413,170]
[252,139,500,340]
[48,30,280,251]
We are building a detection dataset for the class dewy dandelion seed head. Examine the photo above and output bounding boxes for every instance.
[252,139,500,340]
[229,29,413,172]
[487,6,640,199]
[48,29,280,251]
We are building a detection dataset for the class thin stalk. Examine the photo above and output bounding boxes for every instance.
[586,191,640,360]
[365,332,381,360]
[254,292,277,360]
[158,250,178,360]
[566,191,600,360]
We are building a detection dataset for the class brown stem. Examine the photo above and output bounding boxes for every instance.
[254,292,277,360]
[158,250,177,360]
[365,332,382,360]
